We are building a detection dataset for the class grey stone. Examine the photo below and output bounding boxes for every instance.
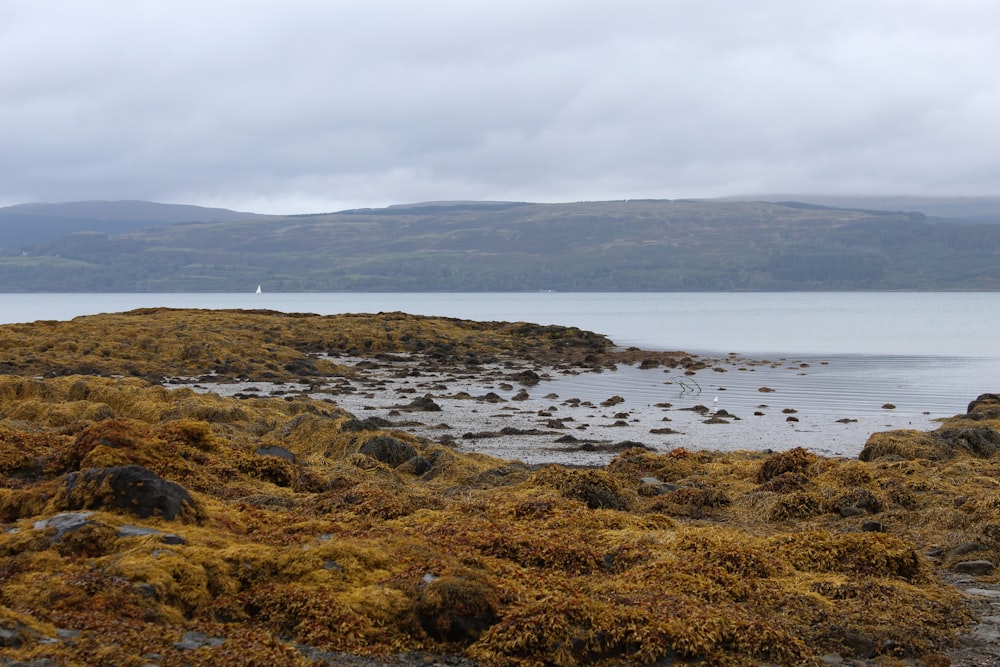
[965,587,1000,599]
[0,626,24,648]
[953,560,996,576]
[33,512,94,541]
[255,445,296,462]
[638,476,680,496]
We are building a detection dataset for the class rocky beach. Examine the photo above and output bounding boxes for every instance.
[0,308,998,666]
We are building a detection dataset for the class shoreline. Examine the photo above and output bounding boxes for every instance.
[170,348,991,463]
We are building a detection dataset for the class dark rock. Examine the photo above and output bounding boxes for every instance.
[397,455,432,476]
[0,626,24,648]
[509,370,541,386]
[462,431,501,440]
[499,427,547,436]
[57,466,202,522]
[841,630,876,659]
[965,393,1000,420]
[862,521,886,532]
[283,357,321,376]
[358,435,417,468]
[255,445,296,462]
[934,426,1000,458]
[402,396,442,412]
[952,560,996,576]
[476,392,506,403]
[340,416,393,432]
[511,389,530,401]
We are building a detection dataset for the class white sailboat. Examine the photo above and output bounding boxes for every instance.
[255,285,261,294]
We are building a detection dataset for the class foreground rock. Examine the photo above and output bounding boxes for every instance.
[0,312,997,666]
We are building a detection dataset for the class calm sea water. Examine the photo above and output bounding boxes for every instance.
[1,291,998,356]
[2,292,997,457]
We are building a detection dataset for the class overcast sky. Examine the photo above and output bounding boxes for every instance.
[2,1,999,214]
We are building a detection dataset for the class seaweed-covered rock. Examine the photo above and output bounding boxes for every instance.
[861,425,1000,461]
[397,455,432,476]
[54,465,202,523]
[965,393,1000,420]
[934,426,1000,458]
[757,446,815,482]
[538,468,634,511]
[401,396,442,412]
[859,429,942,461]
[414,576,498,642]
[33,512,95,542]
[359,435,418,468]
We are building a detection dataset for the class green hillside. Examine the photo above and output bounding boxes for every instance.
[2,199,999,291]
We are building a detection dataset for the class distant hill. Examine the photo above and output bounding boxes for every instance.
[0,200,260,247]
[1,198,999,291]
[723,195,1000,223]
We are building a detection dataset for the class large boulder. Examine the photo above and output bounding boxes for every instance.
[965,393,1000,420]
[54,465,203,523]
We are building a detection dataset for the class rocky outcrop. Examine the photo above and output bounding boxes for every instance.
[53,465,203,523]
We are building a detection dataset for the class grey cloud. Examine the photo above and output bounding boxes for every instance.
[2,0,1000,213]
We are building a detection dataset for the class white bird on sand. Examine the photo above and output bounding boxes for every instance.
[713,396,719,412]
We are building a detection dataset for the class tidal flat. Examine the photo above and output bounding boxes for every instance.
[0,308,998,666]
